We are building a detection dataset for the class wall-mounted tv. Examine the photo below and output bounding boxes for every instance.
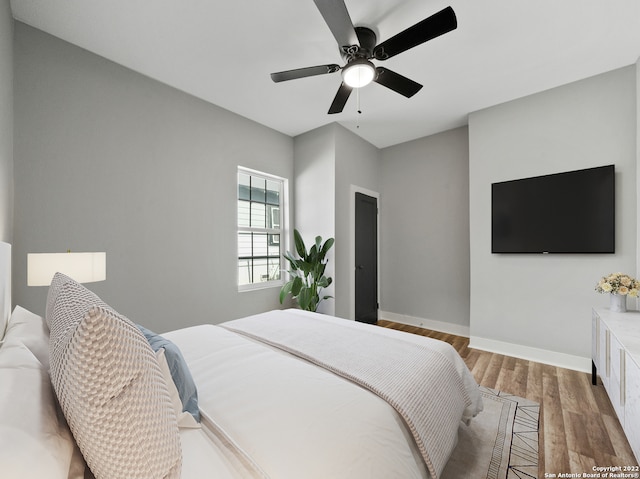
[491,165,615,254]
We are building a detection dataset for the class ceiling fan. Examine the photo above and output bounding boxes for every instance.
[270,0,457,114]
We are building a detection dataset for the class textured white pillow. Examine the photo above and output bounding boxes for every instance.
[47,274,182,479]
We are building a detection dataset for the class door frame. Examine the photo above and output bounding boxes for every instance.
[349,184,380,321]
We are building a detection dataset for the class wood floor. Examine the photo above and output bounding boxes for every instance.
[377,320,639,476]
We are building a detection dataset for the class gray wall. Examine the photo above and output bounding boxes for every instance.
[293,124,337,315]
[293,123,380,319]
[379,127,470,330]
[469,66,637,363]
[334,124,380,319]
[13,23,294,332]
[0,0,12,244]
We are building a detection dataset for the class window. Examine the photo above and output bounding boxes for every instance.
[237,168,285,290]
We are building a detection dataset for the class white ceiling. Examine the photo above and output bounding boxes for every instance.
[10,0,640,148]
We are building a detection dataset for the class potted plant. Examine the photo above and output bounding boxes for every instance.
[279,229,334,312]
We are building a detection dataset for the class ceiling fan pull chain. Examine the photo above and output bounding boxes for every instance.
[356,88,362,128]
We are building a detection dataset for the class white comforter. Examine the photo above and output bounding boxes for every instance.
[166,310,482,479]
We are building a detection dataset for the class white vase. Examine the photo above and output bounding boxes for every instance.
[610,293,627,313]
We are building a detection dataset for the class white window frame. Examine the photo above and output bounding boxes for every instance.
[237,166,287,292]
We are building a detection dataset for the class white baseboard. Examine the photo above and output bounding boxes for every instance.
[469,336,591,373]
[378,310,591,373]
[379,310,470,337]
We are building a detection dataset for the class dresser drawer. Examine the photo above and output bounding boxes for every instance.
[609,333,625,421]
[598,322,610,389]
[625,356,640,462]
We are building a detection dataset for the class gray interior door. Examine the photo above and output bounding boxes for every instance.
[355,192,378,324]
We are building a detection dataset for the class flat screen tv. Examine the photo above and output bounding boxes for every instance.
[491,165,615,254]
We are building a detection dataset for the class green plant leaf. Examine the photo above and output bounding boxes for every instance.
[309,244,318,264]
[298,288,311,311]
[320,237,334,259]
[293,229,306,258]
[291,276,303,296]
[327,239,335,252]
[279,281,293,304]
[298,260,313,278]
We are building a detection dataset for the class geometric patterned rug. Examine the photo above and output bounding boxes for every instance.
[441,386,540,479]
[487,388,540,479]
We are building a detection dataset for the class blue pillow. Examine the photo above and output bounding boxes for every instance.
[136,325,200,422]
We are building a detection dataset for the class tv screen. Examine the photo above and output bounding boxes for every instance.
[491,165,615,254]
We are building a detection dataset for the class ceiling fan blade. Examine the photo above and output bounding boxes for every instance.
[271,64,341,83]
[313,0,359,49]
[373,6,457,60]
[374,67,422,98]
[328,83,353,114]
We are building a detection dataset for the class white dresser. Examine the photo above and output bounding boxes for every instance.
[592,308,640,463]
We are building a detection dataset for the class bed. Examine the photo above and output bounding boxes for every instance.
[0,242,483,479]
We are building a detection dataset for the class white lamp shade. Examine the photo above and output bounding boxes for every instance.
[28,252,106,286]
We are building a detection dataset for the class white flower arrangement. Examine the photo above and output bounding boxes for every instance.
[595,272,640,297]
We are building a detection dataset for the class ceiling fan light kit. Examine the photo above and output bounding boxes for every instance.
[342,58,376,88]
[270,0,457,114]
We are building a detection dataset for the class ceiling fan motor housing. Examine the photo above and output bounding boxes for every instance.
[342,26,377,61]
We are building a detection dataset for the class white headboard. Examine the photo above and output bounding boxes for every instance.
[0,241,11,340]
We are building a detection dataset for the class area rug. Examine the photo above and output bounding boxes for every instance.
[441,386,540,479]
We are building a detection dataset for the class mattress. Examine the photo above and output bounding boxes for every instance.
[166,310,483,479]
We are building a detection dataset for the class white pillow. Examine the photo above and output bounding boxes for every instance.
[47,274,182,479]
[0,340,84,479]
[156,348,200,429]
[4,305,50,367]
